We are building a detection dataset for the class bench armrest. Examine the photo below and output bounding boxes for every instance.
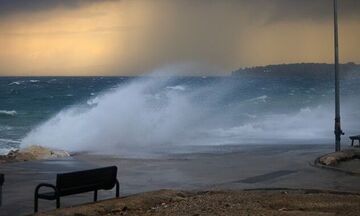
[35,183,58,195]
[34,183,59,213]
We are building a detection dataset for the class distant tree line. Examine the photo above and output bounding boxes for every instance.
[232,63,360,79]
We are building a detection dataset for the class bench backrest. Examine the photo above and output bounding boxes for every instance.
[0,174,3,186]
[56,166,117,196]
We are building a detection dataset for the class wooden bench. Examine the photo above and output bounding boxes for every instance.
[34,166,119,213]
[0,174,4,207]
[350,135,360,146]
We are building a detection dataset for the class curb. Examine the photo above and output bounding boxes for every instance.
[312,154,360,176]
[243,187,360,196]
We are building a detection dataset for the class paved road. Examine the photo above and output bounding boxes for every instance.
[0,144,359,215]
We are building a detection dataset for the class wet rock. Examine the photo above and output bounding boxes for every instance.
[18,145,70,160]
[0,145,70,164]
[319,156,338,166]
[7,149,19,158]
[319,149,360,166]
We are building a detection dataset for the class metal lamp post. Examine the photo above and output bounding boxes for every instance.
[333,0,343,152]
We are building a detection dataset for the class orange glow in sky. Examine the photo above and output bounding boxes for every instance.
[0,0,359,76]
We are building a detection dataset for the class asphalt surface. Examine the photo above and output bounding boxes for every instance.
[0,144,359,215]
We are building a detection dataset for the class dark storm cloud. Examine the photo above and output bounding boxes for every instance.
[181,0,360,23]
[0,0,359,22]
[0,0,119,17]
[262,0,360,23]
[237,0,360,24]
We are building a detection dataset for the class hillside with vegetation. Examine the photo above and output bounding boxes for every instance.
[232,63,360,78]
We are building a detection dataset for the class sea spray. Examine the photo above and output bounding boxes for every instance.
[21,77,208,153]
[19,74,360,154]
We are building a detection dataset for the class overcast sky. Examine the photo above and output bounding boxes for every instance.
[0,0,359,76]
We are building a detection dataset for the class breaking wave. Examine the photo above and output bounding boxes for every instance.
[20,74,358,154]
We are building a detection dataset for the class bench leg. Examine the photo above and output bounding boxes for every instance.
[116,180,120,198]
[94,190,98,202]
[34,194,38,213]
[351,140,354,146]
[56,197,60,209]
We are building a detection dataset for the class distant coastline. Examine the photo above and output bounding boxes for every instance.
[232,62,360,78]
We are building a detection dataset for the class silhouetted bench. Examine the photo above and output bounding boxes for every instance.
[34,166,119,213]
[350,135,360,147]
[0,174,4,207]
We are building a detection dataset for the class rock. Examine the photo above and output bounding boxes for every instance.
[7,149,19,158]
[18,145,70,160]
[51,149,70,158]
[319,149,360,166]
[0,145,71,163]
[319,156,338,166]
[14,152,36,161]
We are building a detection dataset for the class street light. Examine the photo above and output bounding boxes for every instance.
[333,0,343,152]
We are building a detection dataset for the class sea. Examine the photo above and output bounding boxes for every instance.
[0,75,359,155]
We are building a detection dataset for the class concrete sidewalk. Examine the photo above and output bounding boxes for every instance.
[1,144,359,215]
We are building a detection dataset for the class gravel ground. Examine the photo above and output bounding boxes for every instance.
[34,189,360,216]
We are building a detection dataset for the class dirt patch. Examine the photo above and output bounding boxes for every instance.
[33,189,360,216]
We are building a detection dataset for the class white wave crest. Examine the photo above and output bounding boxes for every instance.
[0,147,19,156]
[8,81,22,86]
[166,85,186,91]
[0,138,21,144]
[0,110,17,116]
[248,95,268,103]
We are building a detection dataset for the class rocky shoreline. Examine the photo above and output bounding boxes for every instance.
[0,146,70,164]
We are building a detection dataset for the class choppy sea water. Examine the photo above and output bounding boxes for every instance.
[0,76,359,155]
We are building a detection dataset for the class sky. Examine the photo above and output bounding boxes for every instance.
[0,0,359,76]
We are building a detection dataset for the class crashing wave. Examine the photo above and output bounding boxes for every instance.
[20,74,357,154]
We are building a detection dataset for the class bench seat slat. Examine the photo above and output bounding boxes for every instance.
[37,192,57,200]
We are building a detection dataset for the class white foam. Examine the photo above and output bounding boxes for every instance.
[0,138,21,144]
[0,110,17,116]
[47,79,57,83]
[87,96,100,106]
[210,106,333,144]
[8,81,22,86]
[0,147,18,156]
[166,85,186,91]
[0,125,13,131]
[248,95,268,103]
